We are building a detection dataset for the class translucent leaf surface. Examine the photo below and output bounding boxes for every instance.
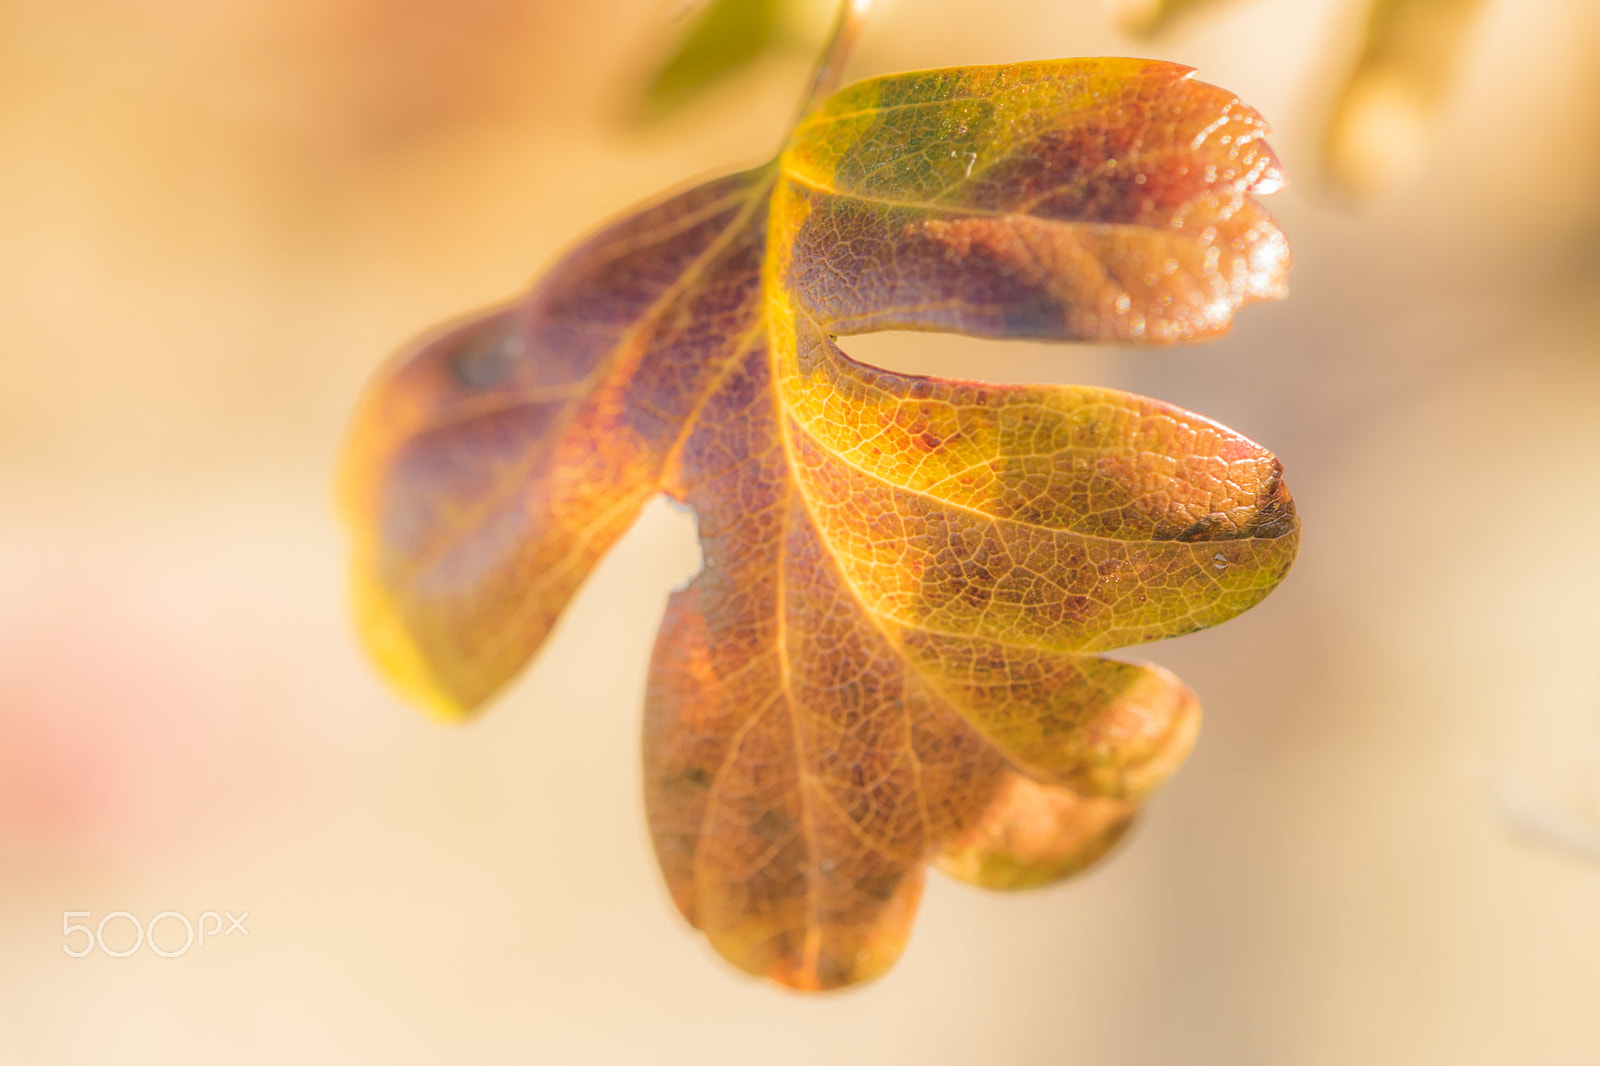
[641,0,788,115]
[341,56,1298,989]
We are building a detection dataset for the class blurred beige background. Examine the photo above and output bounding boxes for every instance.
[2,0,1599,1062]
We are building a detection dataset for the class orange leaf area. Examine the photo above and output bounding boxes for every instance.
[340,58,1297,989]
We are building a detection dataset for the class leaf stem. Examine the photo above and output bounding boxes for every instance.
[796,0,874,120]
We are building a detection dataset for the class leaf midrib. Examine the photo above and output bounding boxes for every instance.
[764,308,1079,885]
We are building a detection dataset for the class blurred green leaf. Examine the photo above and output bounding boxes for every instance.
[1326,0,1489,199]
[639,0,792,117]
[1109,0,1239,38]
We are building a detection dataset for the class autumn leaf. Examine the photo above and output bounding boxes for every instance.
[340,46,1297,989]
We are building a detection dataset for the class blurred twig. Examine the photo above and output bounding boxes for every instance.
[798,0,875,118]
[1483,766,1600,867]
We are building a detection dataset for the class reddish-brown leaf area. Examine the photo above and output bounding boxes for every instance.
[340,57,1297,989]
[341,169,771,711]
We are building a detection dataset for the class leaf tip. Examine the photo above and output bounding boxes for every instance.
[352,583,487,725]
